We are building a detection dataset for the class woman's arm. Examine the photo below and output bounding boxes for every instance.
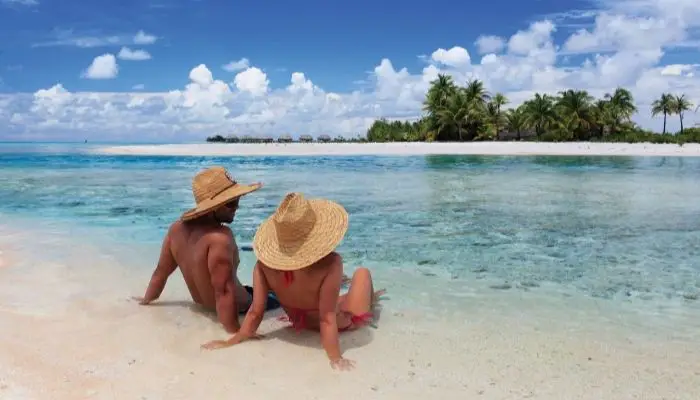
[237,262,269,337]
[201,261,269,350]
[318,254,345,366]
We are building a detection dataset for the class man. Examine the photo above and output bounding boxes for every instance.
[132,166,267,334]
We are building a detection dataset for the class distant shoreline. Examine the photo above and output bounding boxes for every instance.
[93,142,700,157]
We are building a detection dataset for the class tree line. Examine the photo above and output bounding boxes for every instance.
[366,74,700,144]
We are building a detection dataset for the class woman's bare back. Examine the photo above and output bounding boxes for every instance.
[260,252,341,328]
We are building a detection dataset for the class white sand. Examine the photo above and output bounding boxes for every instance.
[2,278,700,400]
[94,142,700,157]
[1,225,700,400]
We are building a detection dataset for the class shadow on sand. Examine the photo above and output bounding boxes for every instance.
[259,302,385,353]
[146,294,386,354]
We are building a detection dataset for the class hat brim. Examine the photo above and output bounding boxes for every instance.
[252,199,348,271]
[180,183,262,221]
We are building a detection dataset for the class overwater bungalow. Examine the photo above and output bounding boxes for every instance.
[278,134,293,143]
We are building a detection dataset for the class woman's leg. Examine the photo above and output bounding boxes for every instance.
[337,267,384,330]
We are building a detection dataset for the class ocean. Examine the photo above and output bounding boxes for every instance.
[3,143,700,399]
[1,143,700,327]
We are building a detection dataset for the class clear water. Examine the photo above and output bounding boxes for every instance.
[1,143,699,315]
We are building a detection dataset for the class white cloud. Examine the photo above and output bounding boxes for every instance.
[82,54,118,80]
[133,30,157,45]
[475,35,506,54]
[660,64,696,76]
[2,0,700,142]
[1,0,38,6]
[33,30,158,48]
[132,84,145,90]
[430,46,471,67]
[223,58,250,72]
[117,47,151,61]
[233,67,269,96]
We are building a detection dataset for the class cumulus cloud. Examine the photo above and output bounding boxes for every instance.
[2,0,700,142]
[117,47,151,61]
[475,35,506,54]
[133,30,157,45]
[81,54,118,79]
[430,46,471,67]
[233,67,269,96]
[222,58,250,72]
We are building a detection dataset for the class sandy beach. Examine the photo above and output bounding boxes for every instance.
[94,142,700,157]
[1,222,700,400]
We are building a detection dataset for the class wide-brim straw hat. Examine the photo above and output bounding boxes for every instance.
[180,166,262,221]
[253,192,348,271]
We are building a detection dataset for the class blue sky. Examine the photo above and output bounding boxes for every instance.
[0,0,699,142]
[1,0,593,93]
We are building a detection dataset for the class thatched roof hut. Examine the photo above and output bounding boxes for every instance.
[278,134,293,143]
[317,134,331,142]
[299,134,313,143]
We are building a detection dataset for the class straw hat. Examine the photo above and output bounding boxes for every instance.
[180,166,262,221]
[253,192,348,271]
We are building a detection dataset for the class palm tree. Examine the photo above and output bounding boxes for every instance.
[461,80,490,139]
[505,106,527,140]
[436,90,470,141]
[523,93,557,138]
[490,93,509,137]
[605,87,637,133]
[463,79,490,105]
[556,89,594,139]
[671,94,693,134]
[492,93,508,114]
[590,100,610,139]
[484,101,504,139]
[423,74,458,140]
[651,93,675,134]
[423,74,457,116]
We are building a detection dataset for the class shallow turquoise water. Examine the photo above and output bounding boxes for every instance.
[1,143,699,309]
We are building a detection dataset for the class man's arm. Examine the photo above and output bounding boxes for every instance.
[207,230,239,333]
[134,226,178,304]
[200,261,269,350]
[318,254,344,363]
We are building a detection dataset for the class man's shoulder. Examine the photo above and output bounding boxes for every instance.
[204,225,235,245]
[167,219,185,234]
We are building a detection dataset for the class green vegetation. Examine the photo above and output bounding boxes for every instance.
[366,74,700,144]
[206,75,700,144]
[205,134,367,143]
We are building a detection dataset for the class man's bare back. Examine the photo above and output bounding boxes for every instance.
[132,166,263,334]
[168,220,252,310]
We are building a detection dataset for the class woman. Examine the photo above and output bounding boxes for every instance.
[201,192,384,371]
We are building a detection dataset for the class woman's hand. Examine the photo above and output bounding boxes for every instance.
[200,333,265,350]
[201,338,235,350]
[330,357,355,371]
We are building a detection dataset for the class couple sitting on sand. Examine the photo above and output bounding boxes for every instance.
[132,166,383,370]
